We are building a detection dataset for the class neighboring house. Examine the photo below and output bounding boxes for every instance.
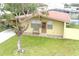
[70,12,79,25]
[0,19,6,25]
[70,19,79,25]
[15,11,70,38]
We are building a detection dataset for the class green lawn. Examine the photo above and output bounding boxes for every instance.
[66,23,79,29]
[0,35,79,56]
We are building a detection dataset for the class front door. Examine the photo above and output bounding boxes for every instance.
[42,22,46,33]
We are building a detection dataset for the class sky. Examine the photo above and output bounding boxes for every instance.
[46,3,64,9]
[0,0,79,3]
[0,0,79,11]
[0,0,79,9]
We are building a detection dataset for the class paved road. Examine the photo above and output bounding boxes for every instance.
[0,29,15,44]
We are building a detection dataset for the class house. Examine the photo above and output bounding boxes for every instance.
[14,10,70,38]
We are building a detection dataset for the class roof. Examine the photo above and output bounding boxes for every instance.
[48,11,70,22]
[15,11,70,22]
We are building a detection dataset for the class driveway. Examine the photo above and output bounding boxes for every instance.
[0,29,15,44]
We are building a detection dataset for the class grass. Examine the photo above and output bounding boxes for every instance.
[0,35,79,56]
[66,23,79,29]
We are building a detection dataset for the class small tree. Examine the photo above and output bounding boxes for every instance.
[3,3,37,53]
[9,15,31,53]
[3,3,48,54]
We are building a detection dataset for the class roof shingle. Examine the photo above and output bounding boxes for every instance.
[15,11,70,22]
[48,11,70,22]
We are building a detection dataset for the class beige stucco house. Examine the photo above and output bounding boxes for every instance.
[14,11,70,38]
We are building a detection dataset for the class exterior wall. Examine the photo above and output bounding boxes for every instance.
[25,17,64,36]
[25,21,33,33]
[47,20,64,36]
[25,17,42,34]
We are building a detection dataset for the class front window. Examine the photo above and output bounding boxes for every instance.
[31,20,41,28]
[31,20,41,33]
[47,21,53,29]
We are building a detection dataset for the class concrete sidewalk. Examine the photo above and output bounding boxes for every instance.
[0,29,16,44]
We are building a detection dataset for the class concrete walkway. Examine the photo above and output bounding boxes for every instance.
[0,29,16,44]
